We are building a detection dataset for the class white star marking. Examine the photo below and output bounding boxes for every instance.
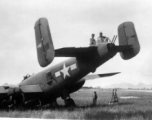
[70,63,77,70]
[61,63,70,79]
[55,71,60,77]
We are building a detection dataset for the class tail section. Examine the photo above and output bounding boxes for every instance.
[118,22,140,60]
[34,18,54,67]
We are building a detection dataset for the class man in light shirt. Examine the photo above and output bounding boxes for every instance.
[90,34,96,46]
[97,32,108,45]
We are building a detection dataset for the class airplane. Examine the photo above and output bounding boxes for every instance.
[0,18,140,108]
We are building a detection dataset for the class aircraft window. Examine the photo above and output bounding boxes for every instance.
[46,72,53,85]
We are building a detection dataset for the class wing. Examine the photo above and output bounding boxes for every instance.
[0,86,8,100]
[0,85,43,108]
[82,72,120,81]
[0,85,18,100]
[19,85,43,93]
[0,85,43,100]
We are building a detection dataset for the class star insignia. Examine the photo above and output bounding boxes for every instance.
[61,63,70,79]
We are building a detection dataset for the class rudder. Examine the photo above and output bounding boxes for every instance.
[34,18,54,67]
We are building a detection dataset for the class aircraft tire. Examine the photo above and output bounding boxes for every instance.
[65,98,76,107]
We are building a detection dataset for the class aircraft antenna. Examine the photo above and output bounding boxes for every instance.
[112,35,117,43]
[111,35,115,43]
[113,35,117,43]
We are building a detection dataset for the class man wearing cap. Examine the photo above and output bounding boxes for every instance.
[97,32,107,45]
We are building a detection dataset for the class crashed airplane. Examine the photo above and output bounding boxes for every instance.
[0,18,140,108]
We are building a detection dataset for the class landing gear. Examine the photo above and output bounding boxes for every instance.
[64,97,75,107]
[61,89,76,107]
[0,96,15,109]
[49,100,59,108]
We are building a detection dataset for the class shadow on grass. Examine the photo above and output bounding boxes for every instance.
[2,102,133,112]
[36,102,133,111]
[0,102,133,112]
[1,102,152,119]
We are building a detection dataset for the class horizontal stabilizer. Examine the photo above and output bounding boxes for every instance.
[113,45,132,52]
[55,47,97,57]
[82,72,120,81]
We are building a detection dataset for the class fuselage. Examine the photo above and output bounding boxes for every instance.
[19,43,117,101]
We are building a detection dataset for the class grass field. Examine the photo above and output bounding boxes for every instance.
[1,89,152,119]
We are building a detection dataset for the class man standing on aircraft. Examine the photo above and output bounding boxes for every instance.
[93,91,98,106]
[97,32,109,45]
[90,34,96,46]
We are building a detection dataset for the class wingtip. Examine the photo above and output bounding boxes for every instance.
[98,72,121,77]
[115,72,121,74]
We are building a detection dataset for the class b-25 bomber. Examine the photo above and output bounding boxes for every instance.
[0,18,140,108]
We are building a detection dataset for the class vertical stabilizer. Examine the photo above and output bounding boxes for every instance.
[34,18,54,67]
[118,22,140,60]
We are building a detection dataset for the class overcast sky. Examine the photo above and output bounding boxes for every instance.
[0,0,151,87]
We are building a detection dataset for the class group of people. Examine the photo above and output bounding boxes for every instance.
[90,32,109,46]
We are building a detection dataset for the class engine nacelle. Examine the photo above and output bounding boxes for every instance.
[118,22,140,60]
[0,96,14,108]
[68,80,85,94]
[14,93,25,106]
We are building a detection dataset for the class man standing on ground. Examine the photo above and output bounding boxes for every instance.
[93,91,98,105]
